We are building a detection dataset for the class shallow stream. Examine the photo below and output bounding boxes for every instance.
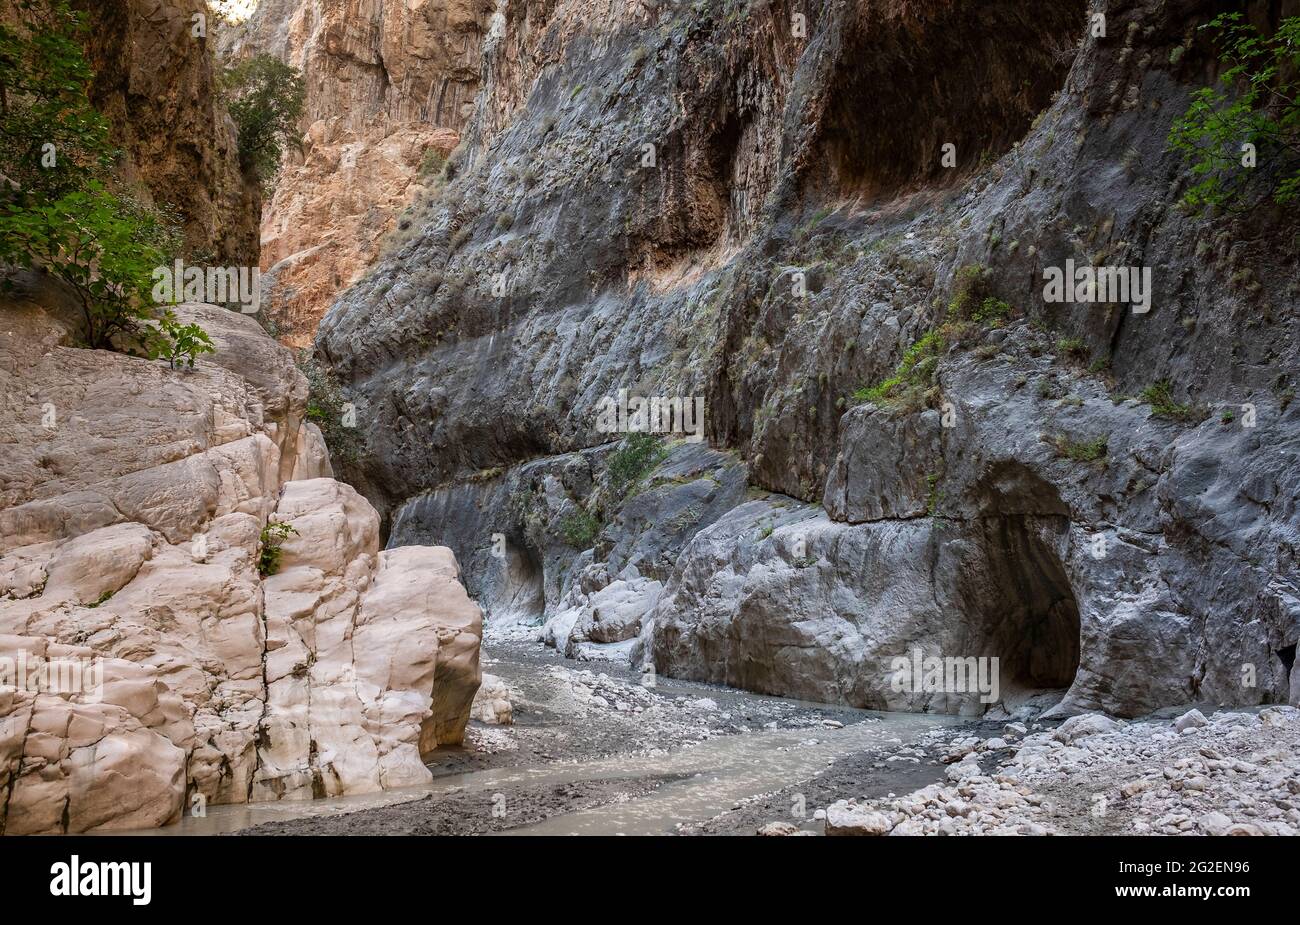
[123,639,964,836]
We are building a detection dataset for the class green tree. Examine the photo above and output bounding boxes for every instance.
[1168,13,1300,213]
[0,0,192,353]
[257,520,298,577]
[221,54,305,187]
[1,181,178,349]
[156,313,215,369]
[0,0,110,199]
[605,432,666,492]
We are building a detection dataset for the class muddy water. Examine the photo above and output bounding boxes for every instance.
[119,639,964,836]
[496,714,953,835]
[127,713,951,836]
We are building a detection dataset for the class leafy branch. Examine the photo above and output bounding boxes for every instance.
[0,0,209,361]
[1168,13,1300,213]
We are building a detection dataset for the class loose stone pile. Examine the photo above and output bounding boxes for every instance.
[823,707,1300,835]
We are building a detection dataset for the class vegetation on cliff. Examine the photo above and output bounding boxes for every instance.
[298,354,366,466]
[220,54,304,188]
[0,0,205,355]
[1169,13,1300,212]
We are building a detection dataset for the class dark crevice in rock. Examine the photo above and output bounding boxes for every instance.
[968,515,1081,697]
[499,538,547,623]
[959,464,1081,706]
[808,0,1088,202]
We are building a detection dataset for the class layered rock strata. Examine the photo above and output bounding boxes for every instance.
[0,287,481,833]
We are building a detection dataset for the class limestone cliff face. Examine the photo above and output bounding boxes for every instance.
[318,0,1300,718]
[218,0,494,347]
[0,277,482,833]
[74,0,261,266]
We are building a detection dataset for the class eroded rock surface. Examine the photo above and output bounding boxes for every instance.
[314,0,1299,721]
[470,672,513,725]
[0,292,481,833]
[217,0,494,346]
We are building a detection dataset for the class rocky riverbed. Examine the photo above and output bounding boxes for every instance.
[818,706,1300,837]
[225,638,953,835]
[224,640,1298,837]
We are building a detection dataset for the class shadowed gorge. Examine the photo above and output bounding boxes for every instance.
[1,0,1298,848]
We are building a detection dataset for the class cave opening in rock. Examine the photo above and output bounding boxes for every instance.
[683,105,749,252]
[967,515,1082,711]
[491,537,546,626]
[813,0,1087,201]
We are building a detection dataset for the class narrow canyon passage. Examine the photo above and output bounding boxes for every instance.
[2,0,1297,866]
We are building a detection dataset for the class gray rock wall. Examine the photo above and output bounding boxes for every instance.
[317,0,1300,716]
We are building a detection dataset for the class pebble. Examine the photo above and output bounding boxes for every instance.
[840,709,1299,836]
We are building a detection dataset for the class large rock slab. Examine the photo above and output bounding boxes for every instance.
[644,336,1300,718]
[0,298,482,830]
[0,636,193,835]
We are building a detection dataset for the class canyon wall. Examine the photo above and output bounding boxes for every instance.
[73,0,261,265]
[217,0,495,346]
[316,0,1299,718]
[0,0,485,834]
